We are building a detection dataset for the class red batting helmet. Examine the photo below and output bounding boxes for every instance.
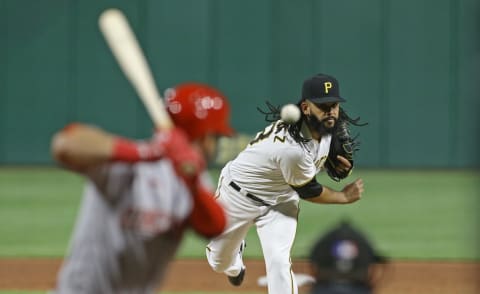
[165,82,234,140]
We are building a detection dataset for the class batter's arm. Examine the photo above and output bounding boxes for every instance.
[51,123,116,172]
[51,123,168,172]
[301,178,364,204]
[188,185,227,238]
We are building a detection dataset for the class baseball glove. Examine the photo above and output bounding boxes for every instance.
[324,108,364,182]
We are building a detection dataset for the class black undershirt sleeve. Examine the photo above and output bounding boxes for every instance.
[290,177,323,199]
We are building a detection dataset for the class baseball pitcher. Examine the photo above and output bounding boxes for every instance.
[206,74,366,294]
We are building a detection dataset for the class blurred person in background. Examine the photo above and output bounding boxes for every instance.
[309,220,388,294]
[50,83,234,294]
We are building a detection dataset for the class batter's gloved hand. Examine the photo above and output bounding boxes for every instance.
[324,119,359,182]
[155,128,206,190]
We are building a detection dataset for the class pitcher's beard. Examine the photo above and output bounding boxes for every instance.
[305,115,337,136]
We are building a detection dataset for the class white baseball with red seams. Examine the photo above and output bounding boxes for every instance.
[280,104,301,124]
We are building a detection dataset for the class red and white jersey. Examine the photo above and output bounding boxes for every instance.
[227,120,331,205]
[54,160,198,294]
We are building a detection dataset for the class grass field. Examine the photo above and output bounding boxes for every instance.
[0,167,478,261]
[0,167,478,294]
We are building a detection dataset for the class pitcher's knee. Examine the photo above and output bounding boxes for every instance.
[267,255,292,277]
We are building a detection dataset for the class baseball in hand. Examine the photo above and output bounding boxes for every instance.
[280,104,301,124]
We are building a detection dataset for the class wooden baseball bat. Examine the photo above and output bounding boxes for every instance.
[98,8,173,130]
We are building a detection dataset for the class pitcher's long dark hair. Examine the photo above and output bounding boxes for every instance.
[256,101,367,145]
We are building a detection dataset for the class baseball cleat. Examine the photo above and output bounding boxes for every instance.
[227,240,246,286]
[228,266,245,286]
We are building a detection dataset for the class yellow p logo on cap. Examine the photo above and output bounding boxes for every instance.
[324,82,332,94]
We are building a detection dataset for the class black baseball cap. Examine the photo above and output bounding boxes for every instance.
[309,221,386,279]
[301,73,346,104]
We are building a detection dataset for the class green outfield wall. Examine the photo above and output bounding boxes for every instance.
[0,0,479,167]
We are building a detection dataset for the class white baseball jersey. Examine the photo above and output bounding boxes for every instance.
[54,160,195,294]
[228,120,331,205]
[206,120,332,294]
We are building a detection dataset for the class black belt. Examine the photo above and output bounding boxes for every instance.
[229,181,271,206]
